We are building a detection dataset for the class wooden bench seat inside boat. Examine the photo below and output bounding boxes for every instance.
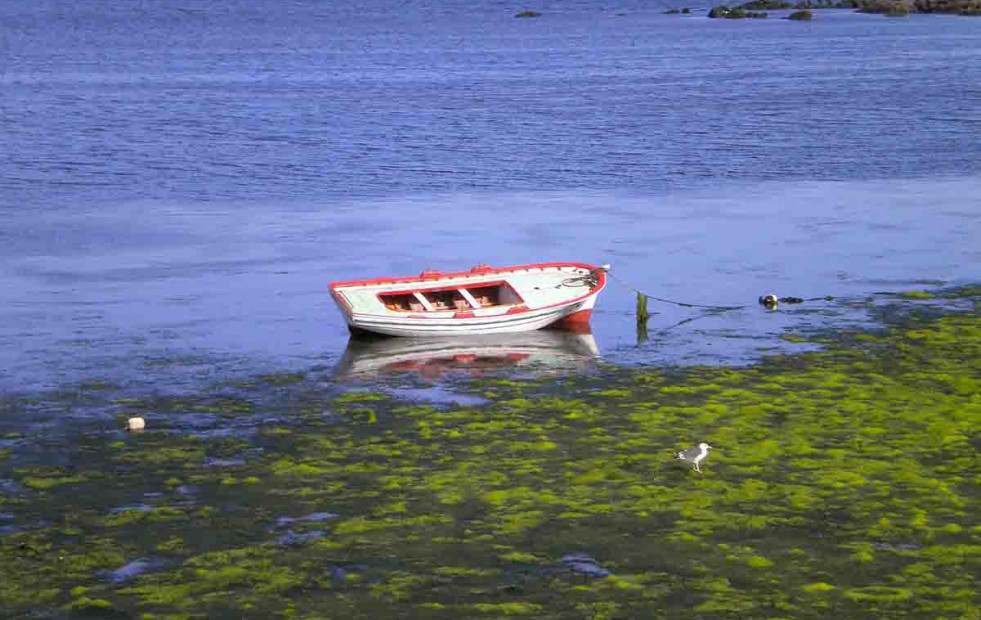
[378,283,522,313]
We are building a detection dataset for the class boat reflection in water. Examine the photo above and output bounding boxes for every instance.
[334,330,601,381]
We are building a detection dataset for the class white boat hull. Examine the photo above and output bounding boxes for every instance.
[346,295,597,337]
[329,262,606,338]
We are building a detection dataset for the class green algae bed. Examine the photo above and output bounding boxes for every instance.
[1,290,979,619]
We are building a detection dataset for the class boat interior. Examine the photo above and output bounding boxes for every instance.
[379,282,523,313]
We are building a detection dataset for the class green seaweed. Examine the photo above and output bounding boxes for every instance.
[0,288,978,618]
[257,372,306,385]
[899,289,934,300]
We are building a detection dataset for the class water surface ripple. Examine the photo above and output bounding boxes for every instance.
[1,0,979,391]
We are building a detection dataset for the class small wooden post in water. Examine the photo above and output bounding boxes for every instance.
[636,292,650,324]
[636,292,650,344]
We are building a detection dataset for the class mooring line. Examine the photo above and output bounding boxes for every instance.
[607,271,749,311]
[606,270,834,312]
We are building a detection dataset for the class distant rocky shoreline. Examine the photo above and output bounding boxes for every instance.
[519,0,981,18]
[665,0,981,16]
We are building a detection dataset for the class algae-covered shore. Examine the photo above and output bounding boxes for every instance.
[1,289,978,619]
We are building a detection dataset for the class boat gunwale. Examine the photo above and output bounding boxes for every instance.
[328,261,601,291]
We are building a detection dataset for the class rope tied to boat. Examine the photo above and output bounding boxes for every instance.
[607,271,831,311]
[559,264,609,289]
[608,271,748,311]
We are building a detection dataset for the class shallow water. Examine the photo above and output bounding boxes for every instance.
[0,289,978,618]
[2,1,980,392]
[1,3,980,616]
[2,178,979,393]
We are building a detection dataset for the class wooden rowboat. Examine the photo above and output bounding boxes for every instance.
[329,262,608,337]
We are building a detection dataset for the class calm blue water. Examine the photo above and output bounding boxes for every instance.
[1,0,980,392]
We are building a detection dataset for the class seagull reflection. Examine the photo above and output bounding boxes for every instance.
[333,331,601,381]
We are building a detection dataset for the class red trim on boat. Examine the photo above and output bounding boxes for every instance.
[330,289,353,312]
[506,306,529,314]
[561,308,592,325]
[453,311,475,318]
[329,261,601,290]
[389,361,421,370]
[552,309,593,333]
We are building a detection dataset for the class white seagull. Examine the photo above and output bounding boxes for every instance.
[677,442,713,473]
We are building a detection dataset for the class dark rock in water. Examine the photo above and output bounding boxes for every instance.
[100,557,169,583]
[515,10,542,18]
[0,513,16,535]
[330,564,369,580]
[0,518,50,535]
[276,530,325,546]
[204,457,247,467]
[788,9,814,18]
[109,503,153,514]
[857,0,912,13]
[0,479,25,495]
[561,553,612,577]
[272,511,337,545]
[274,511,338,528]
[740,0,793,8]
[708,5,769,16]
[872,541,921,551]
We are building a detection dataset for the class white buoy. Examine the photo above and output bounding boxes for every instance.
[125,417,146,431]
